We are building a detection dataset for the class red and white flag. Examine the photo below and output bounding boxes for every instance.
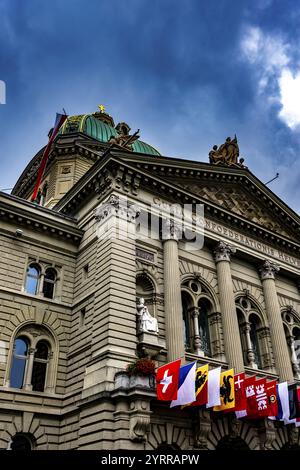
[245,377,269,419]
[156,359,181,401]
[31,112,68,202]
[225,373,246,414]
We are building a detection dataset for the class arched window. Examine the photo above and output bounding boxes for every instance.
[10,434,32,451]
[42,268,57,299]
[10,337,29,389]
[9,329,54,393]
[25,264,41,295]
[282,308,300,379]
[181,278,213,357]
[31,341,49,392]
[182,292,192,350]
[249,314,262,369]
[40,182,48,206]
[198,299,211,357]
[236,296,264,370]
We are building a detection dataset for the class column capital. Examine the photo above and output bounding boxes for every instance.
[213,241,236,262]
[162,218,182,242]
[259,260,280,280]
[189,306,200,318]
[95,194,140,223]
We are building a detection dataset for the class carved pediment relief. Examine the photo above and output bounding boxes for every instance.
[167,179,298,241]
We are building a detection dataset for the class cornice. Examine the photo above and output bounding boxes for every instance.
[117,151,300,227]
[54,153,300,257]
[12,135,105,199]
[0,192,83,244]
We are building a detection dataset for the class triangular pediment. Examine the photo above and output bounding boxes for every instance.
[162,176,298,241]
[114,151,300,243]
[55,149,300,245]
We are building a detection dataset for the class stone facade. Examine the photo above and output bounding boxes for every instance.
[0,125,300,450]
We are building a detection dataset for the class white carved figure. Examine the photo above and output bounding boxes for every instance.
[137,298,159,334]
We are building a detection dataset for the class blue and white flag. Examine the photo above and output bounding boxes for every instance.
[276,382,290,423]
[170,362,196,407]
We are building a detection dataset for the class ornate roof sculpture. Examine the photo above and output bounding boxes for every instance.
[209,135,246,168]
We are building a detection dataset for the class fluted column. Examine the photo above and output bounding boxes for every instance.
[163,220,185,362]
[214,241,244,373]
[259,260,293,381]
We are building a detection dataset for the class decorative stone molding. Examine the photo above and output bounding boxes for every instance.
[213,241,236,263]
[137,331,166,359]
[228,415,243,439]
[129,413,151,442]
[259,260,280,280]
[161,219,182,241]
[287,425,300,448]
[194,409,211,450]
[258,418,276,450]
[94,194,140,223]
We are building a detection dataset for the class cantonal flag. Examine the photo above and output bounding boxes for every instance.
[224,373,246,414]
[185,364,208,407]
[170,362,197,407]
[246,377,269,419]
[206,366,221,408]
[214,369,235,411]
[156,359,181,401]
[266,380,278,418]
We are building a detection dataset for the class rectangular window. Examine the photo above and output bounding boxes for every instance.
[83,264,89,281]
[80,308,86,328]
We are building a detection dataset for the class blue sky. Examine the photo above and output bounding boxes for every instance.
[1,0,300,212]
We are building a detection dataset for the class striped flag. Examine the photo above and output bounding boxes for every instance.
[170,362,196,407]
[31,112,68,202]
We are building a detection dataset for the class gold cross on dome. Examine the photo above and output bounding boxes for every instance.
[98,104,105,113]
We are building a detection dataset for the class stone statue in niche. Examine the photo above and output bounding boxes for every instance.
[136,298,159,334]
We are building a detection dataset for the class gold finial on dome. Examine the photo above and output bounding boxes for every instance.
[98,104,105,113]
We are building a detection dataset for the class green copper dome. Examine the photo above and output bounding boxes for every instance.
[59,113,160,156]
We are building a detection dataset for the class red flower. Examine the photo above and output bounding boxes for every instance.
[126,358,155,376]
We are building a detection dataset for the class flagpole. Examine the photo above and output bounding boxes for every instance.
[31,112,68,202]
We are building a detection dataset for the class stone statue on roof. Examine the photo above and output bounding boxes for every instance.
[209,135,245,167]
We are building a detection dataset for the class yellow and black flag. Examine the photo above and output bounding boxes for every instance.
[184,364,208,407]
[213,368,235,411]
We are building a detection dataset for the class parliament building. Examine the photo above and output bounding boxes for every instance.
[0,108,300,450]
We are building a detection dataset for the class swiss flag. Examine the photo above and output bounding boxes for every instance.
[233,373,247,412]
[267,380,278,418]
[156,359,181,401]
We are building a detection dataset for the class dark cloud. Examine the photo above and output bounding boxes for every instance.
[0,0,300,211]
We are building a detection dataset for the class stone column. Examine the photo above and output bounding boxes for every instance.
[259,260,294,381]
[163,220,185,362]
[243,322,258,369]
[214,241,244,373]
[190,307,202,356]
[24,348,35,391]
